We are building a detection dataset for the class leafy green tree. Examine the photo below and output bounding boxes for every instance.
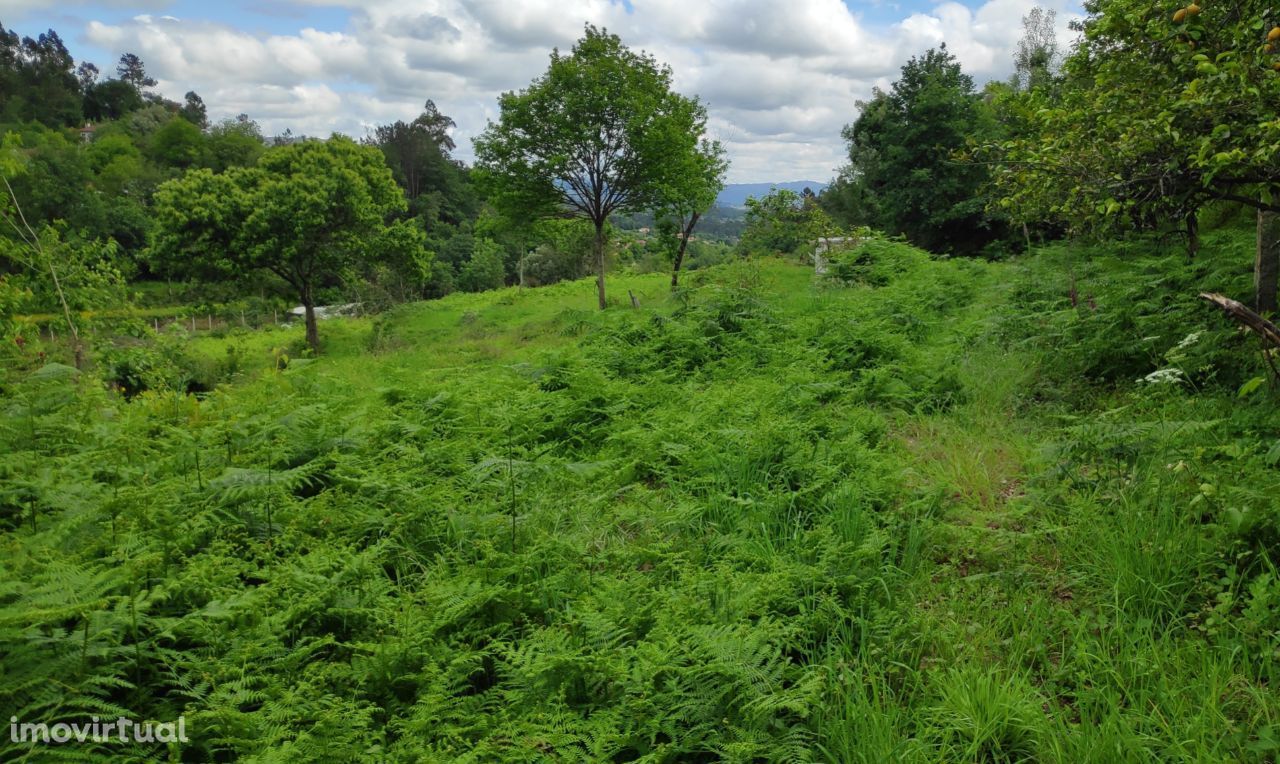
[2,137,127,367]
[151,137,413,351]
[148,117,205,169]
[525,218,595,286]
[204,117,265,172]
[83,78,144,122]
[657,137,727,289]
[366,101,478,225]
[0,26,83,128]
[1013,8,1059,91]
[474,25,711,309]
[989,0,1280,308]
[85,133,144,192]
[179,91,208,130]
[74,61,98,93]
[738,189,815,257]
[458,238,507,293]
[0,124,102,235]
[831,46,1001,254]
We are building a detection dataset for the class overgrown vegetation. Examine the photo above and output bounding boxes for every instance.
[4,3,1280,760]
[4,225,1280,760]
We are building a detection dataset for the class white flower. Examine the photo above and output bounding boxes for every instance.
[1141,368,1186,385]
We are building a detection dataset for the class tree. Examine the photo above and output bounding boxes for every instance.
[83,79,144,122]
[0,26,83,128]
[457,238,506,292]
[366,101,477,224]
[2,136,127,368]
[830,46,1001,254]
[115,53,155,90]
[988,0,1280,308]
[150,137,414,352]
[204,117,265,172]
[0,124,101,235]
[738,188,827,257]
[179,91,208,130]
[149,117,204,169]
[75,62,99,93]
[657,137,727,289]
[474,25,712,309]
[412,99,456,152]
[1013,8,1059,91]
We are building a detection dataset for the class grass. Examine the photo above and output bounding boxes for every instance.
[3,231,1280,761]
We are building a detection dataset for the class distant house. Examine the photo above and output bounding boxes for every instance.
[78,124,97,143]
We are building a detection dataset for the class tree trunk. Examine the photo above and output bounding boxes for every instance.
[593,220,607,310]
[1185,211,1199,259]
[1257,209,1280,315]
[303,290,320,353]
[671,211,699,290]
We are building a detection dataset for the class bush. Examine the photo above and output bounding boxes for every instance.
[458,238,507,293]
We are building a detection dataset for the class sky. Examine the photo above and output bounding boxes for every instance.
[2,0,1083,183]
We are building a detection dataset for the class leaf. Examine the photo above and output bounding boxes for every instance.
[1238,375,1267,398]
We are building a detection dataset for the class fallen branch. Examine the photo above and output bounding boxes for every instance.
[1199,292,1280,348]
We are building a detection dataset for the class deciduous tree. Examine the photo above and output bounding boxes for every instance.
[474,25,711,309]
[989,0,1280,308]
[151,137,416,351]
[830,46,1002,254]
[657,136,727,289]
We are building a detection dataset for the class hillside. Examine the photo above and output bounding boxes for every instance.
[716,181,829,208]
[4,228,1279,760]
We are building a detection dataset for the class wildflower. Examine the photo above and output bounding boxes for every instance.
[1140,368,1185,385]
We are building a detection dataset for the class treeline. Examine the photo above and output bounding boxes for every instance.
[0,23,630,346]
[814,2,1280,312]
[5,1,1277,363]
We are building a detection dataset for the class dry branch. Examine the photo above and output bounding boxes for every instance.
[1199,292,1280,348]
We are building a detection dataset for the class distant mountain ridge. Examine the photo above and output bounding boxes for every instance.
[716,181,828,209]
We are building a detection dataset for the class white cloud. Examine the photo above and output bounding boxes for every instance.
[0,0,169,15]
[78,0,1083,182]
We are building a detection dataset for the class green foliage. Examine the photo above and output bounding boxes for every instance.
[147,116,204,169]
[0,25,83,128]
[5,231,1280,760]
[520,218,594,287]
[474,24,715,308]
[203,117,265,172]
[458,238,507,293]
[366,100,477,226]
[150,137,414,351]
[738,188,831,258]
[828,46,1006,255]
[988,0,1280,237]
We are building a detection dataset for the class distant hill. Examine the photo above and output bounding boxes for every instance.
[716,181,828,209]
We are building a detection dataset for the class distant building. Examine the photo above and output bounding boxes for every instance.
[78,124,97,143]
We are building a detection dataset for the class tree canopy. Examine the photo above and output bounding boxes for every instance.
[474,25,716,309]
[826,46,1002,255]
[150,137,421,352]
[988,0,1280,304]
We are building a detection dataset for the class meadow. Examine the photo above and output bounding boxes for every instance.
[3,228,1280,762]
